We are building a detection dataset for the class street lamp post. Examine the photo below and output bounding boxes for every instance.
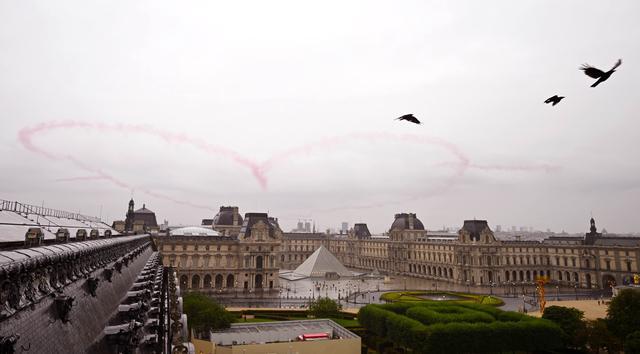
[466,280,470,294]
[489,282,494,296]
[574,284,578,300]
[555,285,559,301]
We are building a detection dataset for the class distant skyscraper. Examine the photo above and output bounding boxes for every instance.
[304,221,311,232]
[495,225,502,232]
[341,222,348,233]
[511,226,516,232]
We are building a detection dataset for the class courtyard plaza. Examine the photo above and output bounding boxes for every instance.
[529,299,609,320]
[203,272,608,313]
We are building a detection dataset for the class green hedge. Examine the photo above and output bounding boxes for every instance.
[359,304,391,336]
[358,302,563,353]
[406,305,495,324]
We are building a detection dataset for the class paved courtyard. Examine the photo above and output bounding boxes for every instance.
[528,299,609,320]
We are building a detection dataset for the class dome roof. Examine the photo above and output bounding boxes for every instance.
[213,206,243,226]
[390,213,425,231]
[169,226,221,237]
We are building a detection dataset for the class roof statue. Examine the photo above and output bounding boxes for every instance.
[293,245,352,278]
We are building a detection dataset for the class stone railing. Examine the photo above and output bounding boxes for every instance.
[0,235,151,320]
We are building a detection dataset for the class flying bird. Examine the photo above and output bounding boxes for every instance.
[580,59,622,87]
[544,95,565,106]
[396,114,421,125]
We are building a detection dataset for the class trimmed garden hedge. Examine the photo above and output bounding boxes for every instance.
[358,302,562,354]
[406,305,495,324]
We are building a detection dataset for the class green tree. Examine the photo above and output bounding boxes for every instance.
[309,297,342,318]
[183,292,234,337]
[625,331,640,354]
[585,319,621,353]
[606,289,640,340]
[542,305,586,348]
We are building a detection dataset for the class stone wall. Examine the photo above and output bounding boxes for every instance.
[0,237,153,353]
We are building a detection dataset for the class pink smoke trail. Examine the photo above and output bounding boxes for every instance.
[18,120,558,213]
[18,121,224,210]
[53,175,108,182]
[18,121,267,188]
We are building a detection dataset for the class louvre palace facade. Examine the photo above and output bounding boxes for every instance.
[153,209,283,293]
[156,206,639,293]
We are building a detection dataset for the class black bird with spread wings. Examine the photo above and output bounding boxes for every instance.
[544,95,565,106]
[396,114,421,125]
[580,59,622,87]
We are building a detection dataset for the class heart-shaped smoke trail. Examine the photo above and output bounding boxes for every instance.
[18,120,557,212]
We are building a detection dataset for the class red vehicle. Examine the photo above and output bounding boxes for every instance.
[297,333,330,341]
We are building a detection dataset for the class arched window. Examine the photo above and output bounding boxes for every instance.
[204,274,212,288]
[191,275,200,289]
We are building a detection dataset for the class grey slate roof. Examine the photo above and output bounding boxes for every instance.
[462,220,489,239]
[353,223,371,238]
[390,213,425,231]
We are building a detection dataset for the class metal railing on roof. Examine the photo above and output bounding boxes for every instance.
[0,199,102,223]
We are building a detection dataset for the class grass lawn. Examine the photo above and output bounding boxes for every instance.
[380,290,505,306]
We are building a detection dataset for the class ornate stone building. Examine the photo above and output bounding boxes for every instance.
[323,215,639,290]
[280,232,329,269]
[113,199,159,234]
[153,212,282,293]
[156,205,639,292]
[212,206,243,236]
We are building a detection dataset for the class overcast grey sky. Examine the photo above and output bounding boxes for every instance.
[1,1,639,234]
